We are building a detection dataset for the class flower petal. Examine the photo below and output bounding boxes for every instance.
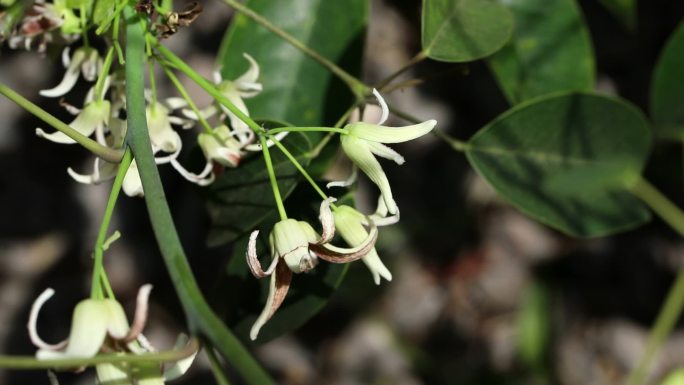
[28,288,68,351]
[362,249,392,285]
[122,160,144,197]
[341,135,398,214]
[371,88,389,125]
[36,300,111,360]
[316,197,336,244]
[309,218,378,263]
[39,47,87,98]
[235,53,260,88]
[249,262,292,341]
[80,48,100,82]
[246,230,279,278]
[326,167,357,189]
[170,159,215,186]
[347,119,436,144]
[163,334,198,381]
[367,141,405,165]
[123,284,153,342]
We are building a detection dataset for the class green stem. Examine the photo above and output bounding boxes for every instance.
[123,8,276,385]
[625,177,684,385]
[376,51,427,91]
[148,59,158,105]
[90,148,133,299]
[162,65,214,135]
[205,342,232,385]
[95,46,115,102]
[260,135,288,220]
[0,82,123,163]
[270,137,330,203]
[389,104,468,152]
[220,0,368,99]
[267,126,348,135]
[153,40,264,134]
[0,338,199,369]
[308,103,357,159]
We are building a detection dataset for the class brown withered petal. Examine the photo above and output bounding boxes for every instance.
[309,218,378,263]
[176,2,202,26]
[268,262,292,321]
[246,230,279,278]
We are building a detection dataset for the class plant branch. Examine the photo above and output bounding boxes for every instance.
[260,135,288,220]
[220,0,368,99]
[123,8,275,385]
[0,82,123,163]
[375,51,427,91]
[625,177,684,385]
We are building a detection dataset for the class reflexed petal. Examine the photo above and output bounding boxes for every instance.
[234,53,260,89]
[103,299,131,340]
[36,101,110,144]
[39,47,87,98]
[164,97,188,110]
[221,89,252,143]
[170,159,215,186]
[28,288,68,351]
[371,88,389,125]
[246,230,279,278]
[368,196,400,226]
[309,218,378,263]
[181,105,218,121]
[326,167,357,189]
[36,300,111,360]
[367,141,405,165]
[346,119,436,144]
[317,197,336,244]
[341,135,398,214]
[249,261,292,341]
[243,131,288,152]
[123,284,152,342]
[67,158,118,185]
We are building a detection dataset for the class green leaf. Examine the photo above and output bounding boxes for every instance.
[466,92,652,237]
[596,0,637,30]
[421,0,514,62]
[651,21,684,139]
[488,0,595,103]
[205,132,312,246]
[218,190,353,343]
[218,0,368,128]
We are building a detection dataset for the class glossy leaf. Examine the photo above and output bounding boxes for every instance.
[205,132,312,246]
[218,0,367,128]
[651,21,684,139]
[421,0,514,62]
[466,92,652,237]
[488,0,595,104]
[219,191,354,343]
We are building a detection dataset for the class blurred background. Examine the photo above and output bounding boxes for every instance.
[1,0,684,384]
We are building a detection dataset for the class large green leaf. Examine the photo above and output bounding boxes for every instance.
[205,132,312,246]
[421,0,514,62]
[466,92,652,237]
[218,191,353,343]
[218,0,367,128]
[651,21,684,139]
[488,0,595,104]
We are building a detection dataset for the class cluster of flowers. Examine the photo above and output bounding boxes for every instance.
[28,285,197,384]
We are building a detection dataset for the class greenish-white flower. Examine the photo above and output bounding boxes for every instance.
[36,99,110,144]
[246,198,378,340]
[197,124,243,167]
[39,46,101,98]
[28,285,197,383]
[340,89,436,214]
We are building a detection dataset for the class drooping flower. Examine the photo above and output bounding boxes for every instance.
[36,99,110,144]
[197,124,243,167]
[340,89,437,215]
[28,285,197,383]
[333,198,399,285]
[39,46,101,98]
[246,198,378,340]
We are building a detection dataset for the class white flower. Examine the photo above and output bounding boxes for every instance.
[198,124,242,167]
[36,99,110,144]
[333,199,399,285]
[40,46,102,98]
[246,198,379,340]
[28,285,197,382]
[340,89,436,214]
